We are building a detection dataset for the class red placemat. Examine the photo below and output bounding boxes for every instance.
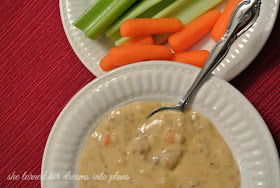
[0,1,279,187]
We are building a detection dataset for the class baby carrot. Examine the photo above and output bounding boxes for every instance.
[171,50,210,68]
[123,35,154,46]
[168,10,221,53]
[120,18,183,37]
[211,0,242,41]
[103,133,110,147]
[109,45,172,66]
[100,55,118,71]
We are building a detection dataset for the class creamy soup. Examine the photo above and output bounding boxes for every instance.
[79,101,240,188]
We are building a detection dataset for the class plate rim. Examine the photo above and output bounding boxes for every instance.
[59,0,95,74]
[41,61,280,188]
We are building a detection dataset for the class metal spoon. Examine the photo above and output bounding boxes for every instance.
[149,0,261,118]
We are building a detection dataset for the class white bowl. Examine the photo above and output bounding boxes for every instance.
[41,61,280,188]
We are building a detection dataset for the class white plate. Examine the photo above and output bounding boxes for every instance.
[41,61,280,188]
[60,0,279,80]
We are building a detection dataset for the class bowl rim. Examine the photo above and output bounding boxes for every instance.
[41,61,280,188]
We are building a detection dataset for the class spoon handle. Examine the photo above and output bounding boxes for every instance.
[177,0,261,110]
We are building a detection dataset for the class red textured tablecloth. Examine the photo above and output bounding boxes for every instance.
[0,1,279,187]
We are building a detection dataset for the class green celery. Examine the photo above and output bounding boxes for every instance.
[114,0,175,46]
[115,36,134,46]
[86,0,137,39]
[74,0,113,31]
[153,0,223,44]
[74,0,137,40]
[105,0,162,38]
[153,0,191,18]
[108,30,123,42]
[173,0,223,25]
[138,0,175,18]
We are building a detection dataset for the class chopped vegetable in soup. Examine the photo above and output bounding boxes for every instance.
[79,101,240,188]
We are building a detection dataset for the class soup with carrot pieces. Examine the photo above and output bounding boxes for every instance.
[79,101,240,188]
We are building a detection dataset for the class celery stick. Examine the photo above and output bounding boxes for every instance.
[153,0,191,18]
[174,0,223,25]
[114,0,175,46]
[108,31,123,42]
[115,36,134,46]
[105,0,162,37]
[153,0,223,44]
[82,0,137,39]
[74,0,113,31]
[138,0,175,18]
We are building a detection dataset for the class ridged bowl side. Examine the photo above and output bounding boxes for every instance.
[42,61,280,188]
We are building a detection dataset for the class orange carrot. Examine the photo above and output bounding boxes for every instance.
[109,45,172,66]
[100,55,118,71]
[168,10,221,53]
[172,50,210,68]
[164,128,175,144]
[211,0,242,41]
[123,35,154,46]
[103,133,110,147]
[120,18,183,37]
